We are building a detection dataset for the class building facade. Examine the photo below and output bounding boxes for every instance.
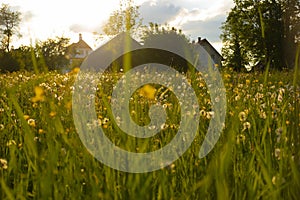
[67,33,93,68]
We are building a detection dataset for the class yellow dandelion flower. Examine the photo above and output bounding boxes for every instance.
[199,82,205,87]
[72,67,80,73]
[65,101,72,110]
[245,79,250,85]
[102,124,108,129]
[49,111,57,117]
[139,84,156,100]
[23,115,30,121]
[31,86,45,103]
[38,129,44,134]
[224,73,231,79]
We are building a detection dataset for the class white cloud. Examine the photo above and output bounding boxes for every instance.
[140,1,182,24]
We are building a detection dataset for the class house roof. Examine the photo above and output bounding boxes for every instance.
[197,38,223,60]
[68,34,92,50]
[80,32,142,70]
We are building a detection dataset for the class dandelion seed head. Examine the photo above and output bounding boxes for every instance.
[27,119,36,127]
[243,122,251,131]
[274,148,281,160]
[0,158,8,169]
[238,111,247,122]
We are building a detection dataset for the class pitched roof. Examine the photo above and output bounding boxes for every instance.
[68,34,92,50]
[81,32,142,70]
[197,38,223,59]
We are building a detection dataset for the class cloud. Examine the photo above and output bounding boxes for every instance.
[10,5,21,12]
[139,0,234,47]
[69,23,103,34]
[22,11,34,23]
[140,1,182,24]
[167,0,233,26]
[181,14,227,43]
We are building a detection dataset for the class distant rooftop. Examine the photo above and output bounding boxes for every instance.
[68,33,92,50]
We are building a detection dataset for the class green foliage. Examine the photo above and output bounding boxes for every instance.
[221,0,300,71]
[0,50,19,72]
[221,6,248,72]
[102,0,142,38]
[281,0,300,68]
[0,46,36,72]
[141,22,189,44]
[140,23,193,73]
[0,36,70,73]
[36,36,70,71]
[0,4,21,52]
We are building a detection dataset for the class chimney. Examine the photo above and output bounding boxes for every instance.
[79,33,82,41]
[198,37,201,43]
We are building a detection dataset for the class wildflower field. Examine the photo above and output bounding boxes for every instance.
[0,67,299,199]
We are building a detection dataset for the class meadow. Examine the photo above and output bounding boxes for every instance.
[0,67,299,199]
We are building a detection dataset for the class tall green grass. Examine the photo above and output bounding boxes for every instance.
[0,65,299,199]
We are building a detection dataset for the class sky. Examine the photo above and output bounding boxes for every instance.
[1,0,234,53]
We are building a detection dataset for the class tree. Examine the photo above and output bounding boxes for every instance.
[140,23,194,73]
[102,0,142,38]
[281,0,300,68]
[221,6,248,71]
[221,0,299,71]
[37,37,70,71]
[141,23,189,43]
[12,46,35,71]
[0,4,21,52]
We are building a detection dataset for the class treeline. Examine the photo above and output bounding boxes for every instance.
[0,4,70,73]
[0,37,70,73]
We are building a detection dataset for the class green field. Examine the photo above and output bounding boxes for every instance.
[0,67,299,199]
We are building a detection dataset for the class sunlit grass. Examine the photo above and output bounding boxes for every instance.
[0,67,299,199]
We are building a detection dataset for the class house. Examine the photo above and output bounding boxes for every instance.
[80,32,223,72]
[82,32,143,72]
[193,37,223,68]
[67,33,93,68]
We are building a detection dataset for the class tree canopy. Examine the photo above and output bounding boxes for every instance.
[102,0,142,38]
[36,37,70,71]
[221,0,300,71]
[0,4,21,52]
